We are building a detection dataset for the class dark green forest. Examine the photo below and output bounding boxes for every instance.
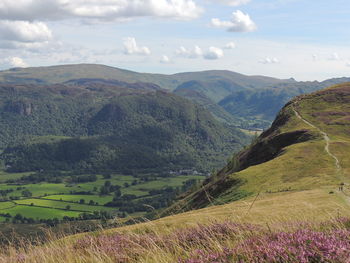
[0,81,248,173]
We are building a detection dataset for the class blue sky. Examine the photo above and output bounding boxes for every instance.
[0,0,349,80]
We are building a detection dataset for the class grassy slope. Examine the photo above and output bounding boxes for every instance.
[111,83,350,233]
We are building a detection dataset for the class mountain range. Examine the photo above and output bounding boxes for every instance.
[2,64,349,130]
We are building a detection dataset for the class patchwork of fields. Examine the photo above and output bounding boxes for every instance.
[0,172,205,222]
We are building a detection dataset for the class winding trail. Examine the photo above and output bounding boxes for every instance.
[292,103,341,172]
[291,102,350,203]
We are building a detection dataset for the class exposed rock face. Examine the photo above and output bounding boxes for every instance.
[4,101,34,116]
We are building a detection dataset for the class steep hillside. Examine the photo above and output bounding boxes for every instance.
[0,82,248,173]
[169,82,350,212]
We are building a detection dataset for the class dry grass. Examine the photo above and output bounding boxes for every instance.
[0,195,349,263]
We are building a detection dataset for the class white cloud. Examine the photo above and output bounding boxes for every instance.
[204,47,224,60]
[328,52,340,61]
[224,42,236,49]
[0,0,202,22]
[9,57,29,67]
[175,46,188,56]
[1,57,29,68]
[207,0,250,6]
[346,62,350,67]
[211,10,257,32]
[176,45,223,60]
[259,57,279,64]
[0,20,52,43]
[176,45,202,58]
[160,55,171,63]
[190,46,203,58]
[123,37,151,56]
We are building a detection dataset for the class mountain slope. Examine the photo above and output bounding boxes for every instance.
[0,82,249,173]
[178,78,350,129]
[168,82,350,212]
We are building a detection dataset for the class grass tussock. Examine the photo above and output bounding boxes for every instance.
[1,217,350,263]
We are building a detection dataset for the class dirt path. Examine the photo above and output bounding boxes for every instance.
[291,103,350,203]
[292,103,341,172]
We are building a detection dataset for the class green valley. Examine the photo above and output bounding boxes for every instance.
[0,171,206,223]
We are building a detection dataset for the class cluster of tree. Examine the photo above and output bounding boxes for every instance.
[104,179,200,213]
[99,181,121,196]
[71,174,97,183]
[0,189,14,198]
[1,187,32,199]
[118,188,178,213]
[1,211,122,226]
[0,195,21,201]
[57,198,99,206]
[12,171,65,184]
[69,190,93,195]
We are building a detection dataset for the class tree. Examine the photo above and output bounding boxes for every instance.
[99,186,109,195]
[114,189,122,198]
[66,205,71,210]
[103,174,111,179]
[21,189,32,197]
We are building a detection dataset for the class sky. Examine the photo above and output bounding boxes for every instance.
[0,0,349,81]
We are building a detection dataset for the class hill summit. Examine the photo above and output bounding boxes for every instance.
[169,82,350,212]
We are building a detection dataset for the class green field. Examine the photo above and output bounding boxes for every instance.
[0,201,15,210]
[14,199,117,212]
[0,183,73,198]
[3,206,82,219]
[0,171,206,222]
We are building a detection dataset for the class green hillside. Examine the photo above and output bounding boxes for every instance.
[169,82,350,212]
[0,82,247,173]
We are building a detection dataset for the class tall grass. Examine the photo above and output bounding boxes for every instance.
[0,216,350,263]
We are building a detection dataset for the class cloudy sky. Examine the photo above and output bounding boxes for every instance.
[0,0,349,80]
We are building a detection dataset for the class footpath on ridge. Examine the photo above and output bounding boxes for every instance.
[292,102,350,201]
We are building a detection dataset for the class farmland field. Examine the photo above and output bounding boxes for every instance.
[14,199,117,212]
[0,201,15,210]
[1,205,82,219]
[0,170,206,222]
